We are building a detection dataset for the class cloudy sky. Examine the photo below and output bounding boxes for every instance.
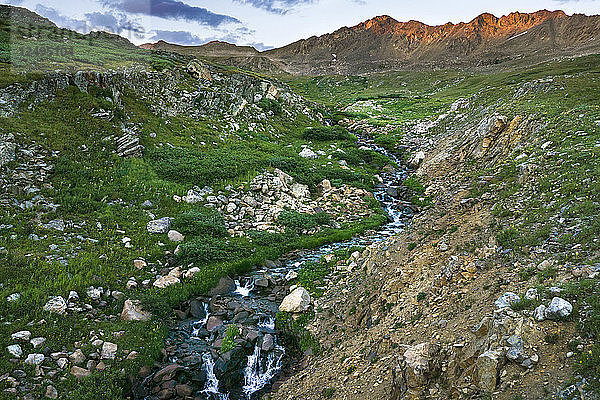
[2,0,600,49]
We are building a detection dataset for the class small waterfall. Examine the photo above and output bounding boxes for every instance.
[242,339,285,398]
[258,316,275,331]
[202,353,230,400]
[191,303,210,338]
[234,278,254,297]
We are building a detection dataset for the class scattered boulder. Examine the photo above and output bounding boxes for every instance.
[184,267,200,279]
[11,331,31,341]
[279,287,311,313]
[133,259,147,269]
[545,297,573,320]
[167,230,184,242]
[121,300,152,322]
[494,292,520,309]
[69,349,86,366]
[299,148,318,159]
[147,217,172,234]
[24,353,45,366]
[101,342,118,360]
[70,366,91,380]
[153,275,181,289]
[7,344,23,358]
[30,337,46,349]
[533,304,547,322]
[45,385,58,399]
[43,296,67,314]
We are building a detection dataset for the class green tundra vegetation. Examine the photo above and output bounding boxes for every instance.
[1,9,600,394]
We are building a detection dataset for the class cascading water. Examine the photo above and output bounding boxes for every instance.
[142,130,415,400]
[202,353,230,400]
[234,278,254,297]
[242,342,285,398]
[191,302,210,338]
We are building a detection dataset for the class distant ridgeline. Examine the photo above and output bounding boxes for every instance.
[0,4,183,73]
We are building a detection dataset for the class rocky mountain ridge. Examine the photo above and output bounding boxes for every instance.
[140,10,600,75]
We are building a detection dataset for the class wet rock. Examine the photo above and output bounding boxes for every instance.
[254,277,269,288]
[147,217,172,234]
[121,299,152,322]
[545,297,573,320]
[190,300,207,319]
[285,270,298,281]
[153,364,181,383]
[206,316,223,332]
[279,287,311,313]
[209,276,235,296]
[262,334,275,352]
[43,296,67,314]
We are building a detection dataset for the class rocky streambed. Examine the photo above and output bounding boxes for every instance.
[136,135,416,400]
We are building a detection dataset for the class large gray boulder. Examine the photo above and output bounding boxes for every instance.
[545,297,573,320]
[147,217,172,234]
[279,287,311,313]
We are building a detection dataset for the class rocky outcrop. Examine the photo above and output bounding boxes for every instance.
[178,169,374,235]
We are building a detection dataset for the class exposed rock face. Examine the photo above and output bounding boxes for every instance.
[392,342,441,398]
[264,11,600,74]
[0,133,16,167]
[476,350,503,392]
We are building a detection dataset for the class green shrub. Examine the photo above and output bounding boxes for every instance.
[172,209,227,238]
[179,236,252,265]
[302,126,354,142]
[221,325,240,353]
[258,98,283,115]
[277,210,331,232]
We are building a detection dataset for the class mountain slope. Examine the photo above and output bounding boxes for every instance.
[265,10,600,73]
[142,10,600,75]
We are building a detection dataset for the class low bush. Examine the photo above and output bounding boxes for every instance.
[302,126,354,142]
[179,236,253,266]
[277,210,331,232]
[172,209,227,238]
